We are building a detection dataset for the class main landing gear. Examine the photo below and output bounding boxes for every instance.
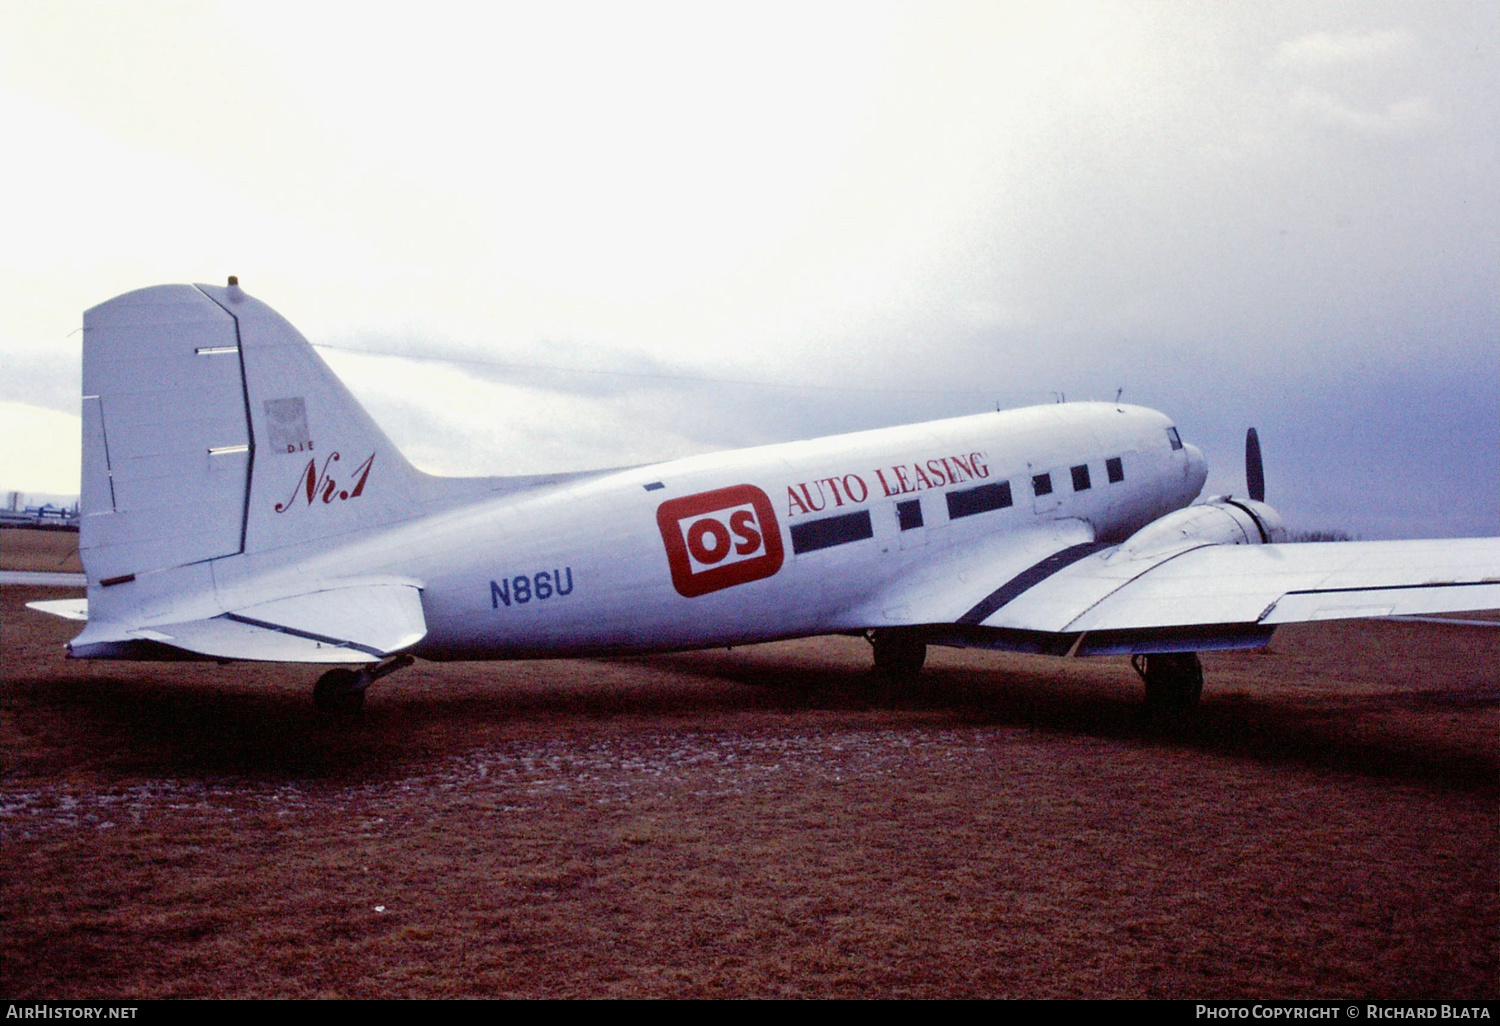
[867,630,928,684]
[863,636,1205,715]
[1131,652,1204,716]
[313,654,414,714]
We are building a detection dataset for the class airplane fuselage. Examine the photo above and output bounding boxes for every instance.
[220,402,1207,660]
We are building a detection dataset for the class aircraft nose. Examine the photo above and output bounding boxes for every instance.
[1184,443,1208,497]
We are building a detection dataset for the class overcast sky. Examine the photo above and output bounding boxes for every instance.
[1,1,1495,538]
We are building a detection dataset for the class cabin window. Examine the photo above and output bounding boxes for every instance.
[1166,427,1183,451]
[896,499,923,531]
[1032,473,1052,496]
[791,509,874,554]
[1071,464,1091,491]
[1106,457,1123,483]
[947,481,1013,519]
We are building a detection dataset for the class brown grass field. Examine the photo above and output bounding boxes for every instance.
[0,528,83,573]
[1,531,1496,998]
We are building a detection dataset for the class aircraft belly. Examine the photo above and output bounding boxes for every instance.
[417,561,851,658]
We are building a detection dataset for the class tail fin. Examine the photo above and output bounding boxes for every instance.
[80,282,426,587]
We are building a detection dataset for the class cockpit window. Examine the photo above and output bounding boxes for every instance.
[1166,426,1183,451]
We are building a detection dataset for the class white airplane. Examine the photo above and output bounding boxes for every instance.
[28,281,1500,714]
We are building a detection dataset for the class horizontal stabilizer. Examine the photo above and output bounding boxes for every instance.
[69,582,427,663]
[27,598,90,621]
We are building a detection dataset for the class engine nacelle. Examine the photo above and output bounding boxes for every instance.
[1111,497,1285,562]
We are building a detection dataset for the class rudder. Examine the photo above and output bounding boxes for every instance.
[81,284,252,583]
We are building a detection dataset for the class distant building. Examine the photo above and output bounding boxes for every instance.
[0,491,80,529]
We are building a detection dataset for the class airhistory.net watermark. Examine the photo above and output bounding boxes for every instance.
[6,1008,137,1020]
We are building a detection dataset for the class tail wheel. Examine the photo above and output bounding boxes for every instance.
[870,631,928,683]
[1133,652,1204,715]
[314,668,366,714]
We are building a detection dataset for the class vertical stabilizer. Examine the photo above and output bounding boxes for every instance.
[79,282,428,598]
[192,282,425,557]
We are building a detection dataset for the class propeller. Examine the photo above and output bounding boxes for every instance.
[1245,427,1265,503]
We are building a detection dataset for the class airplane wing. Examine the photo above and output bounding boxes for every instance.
[54,582,427,663]
[868,534,1500,655]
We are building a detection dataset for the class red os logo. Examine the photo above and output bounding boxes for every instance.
[656,484,784,597]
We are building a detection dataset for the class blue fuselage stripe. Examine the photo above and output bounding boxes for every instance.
[957,541,1111,625]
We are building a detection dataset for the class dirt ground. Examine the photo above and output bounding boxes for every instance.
[1,532,1496,998]
[0,528,83,573]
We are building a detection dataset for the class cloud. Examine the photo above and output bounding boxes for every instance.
[0,3,1494,540]
[1271,26,1436,137]
[1274,28,1414,70]
[1290,87,1435,136]
[320,350,715,475]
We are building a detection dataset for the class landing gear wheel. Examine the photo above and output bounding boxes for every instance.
[870,631,927,683]
[314,668,366,714]
[1133,652,1203,716]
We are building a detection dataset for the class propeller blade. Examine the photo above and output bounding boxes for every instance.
[1245,427,1265,502]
